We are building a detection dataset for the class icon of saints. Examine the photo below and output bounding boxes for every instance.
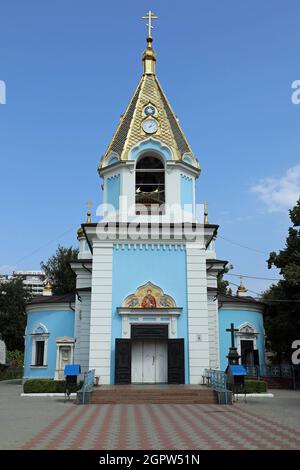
[141,289,157,308]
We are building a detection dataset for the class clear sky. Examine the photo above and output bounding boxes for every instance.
[0,0,299,295]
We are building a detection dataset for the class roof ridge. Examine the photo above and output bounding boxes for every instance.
[155,76,192,156]
[121,74,148,160]
[100,77,144,165]
[99,72,195,166]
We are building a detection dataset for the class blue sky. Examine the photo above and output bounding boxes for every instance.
[0,0,299,295]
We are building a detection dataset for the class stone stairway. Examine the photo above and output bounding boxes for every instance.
[90,384,217,404]
[263,376,293,389]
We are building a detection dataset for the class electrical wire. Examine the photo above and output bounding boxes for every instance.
[218,235,269,255]
[226,273,281,281]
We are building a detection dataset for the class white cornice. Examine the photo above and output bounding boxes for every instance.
[219,303,264,313]
[26,303,75,314]
[117,307,182,316]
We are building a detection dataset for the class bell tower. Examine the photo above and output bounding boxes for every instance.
[73,12,223,386]
[98,11,201,223]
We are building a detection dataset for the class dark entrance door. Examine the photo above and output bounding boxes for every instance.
[115,339,131,384]
[241,340,259,366]
[115,332,185,384]
[168,339,185,384]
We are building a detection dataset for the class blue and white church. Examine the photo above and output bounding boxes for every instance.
[23,17,266,384]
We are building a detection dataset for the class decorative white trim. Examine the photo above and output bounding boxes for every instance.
[33,323,48,334]
[54,340,75,380]
[236,322,258,359]
[56,336,75,343]
[101,151,120,168]
[26,303,75,313]
[128,137,173,161]
[118,308,181,316]
[220,303,264,313]
[182,152,200,169]
[30,366,48,369]
[21,393,77,397]
[235,393,274,398]
[31,323,49,367]
[120,314,177,339]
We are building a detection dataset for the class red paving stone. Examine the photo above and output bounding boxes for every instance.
[21,404,300,450]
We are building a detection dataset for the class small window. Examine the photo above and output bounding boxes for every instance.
[35,341,45,366]
[135,155,165,211]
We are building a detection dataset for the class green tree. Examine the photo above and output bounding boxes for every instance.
[0,278,31,351]
[41,245,79,295]
[218,264,233,295]
[263,198,300,362]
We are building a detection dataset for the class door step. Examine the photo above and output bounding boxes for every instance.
[90,385,217,404]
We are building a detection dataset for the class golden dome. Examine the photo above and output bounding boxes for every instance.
[237,276,247,296]
[237,284,247,293]
[77,226,84,239]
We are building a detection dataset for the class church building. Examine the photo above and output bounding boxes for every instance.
[23,13,266,385]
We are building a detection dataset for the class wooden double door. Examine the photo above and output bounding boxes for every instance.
[115,337,184,384]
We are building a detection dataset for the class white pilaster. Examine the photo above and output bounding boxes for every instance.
[207,294,220,369]
[74,292,91,373]
[89,242,113,383]
[186,242,210,383]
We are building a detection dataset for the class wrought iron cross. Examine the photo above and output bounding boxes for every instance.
[226,323,239,349]
[142,10,158,37]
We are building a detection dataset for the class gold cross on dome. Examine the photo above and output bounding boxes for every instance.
[85,200,93,223]
[142,10,158,38]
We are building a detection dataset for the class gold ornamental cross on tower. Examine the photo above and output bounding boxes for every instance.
[142,10,158,38]
[85,200,93,224]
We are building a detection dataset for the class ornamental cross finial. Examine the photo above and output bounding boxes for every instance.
[142,10,158,38]
[85,200,93,224]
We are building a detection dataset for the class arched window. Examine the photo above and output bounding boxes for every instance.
[31,323,49,367]
[135,155,165,210]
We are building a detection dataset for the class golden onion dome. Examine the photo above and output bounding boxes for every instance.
[77,226,84,239]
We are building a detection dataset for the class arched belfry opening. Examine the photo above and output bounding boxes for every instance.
[135,154,165,209]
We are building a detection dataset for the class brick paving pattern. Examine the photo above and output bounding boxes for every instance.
[21,404,300,450]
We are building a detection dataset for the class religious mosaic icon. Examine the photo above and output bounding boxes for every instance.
[141,289,157,308]
[122,281,176,309]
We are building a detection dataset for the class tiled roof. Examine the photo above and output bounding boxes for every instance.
[27,292,75,305]
[100,74,193,165]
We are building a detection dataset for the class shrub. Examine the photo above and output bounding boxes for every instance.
[0,366,23,381]
[244,379,267,393]
[23,379,82,393]
[6,350,24,368]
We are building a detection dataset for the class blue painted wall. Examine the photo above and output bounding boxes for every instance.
[24,308,74,379]
[106,174,120,211]
[180,175,194,214]
[111,244,189,384]
[218,307,265,371]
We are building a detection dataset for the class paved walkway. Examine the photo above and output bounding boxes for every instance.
[1,381,300,450]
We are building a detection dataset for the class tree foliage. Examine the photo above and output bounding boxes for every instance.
[218,264,233,295]
[263,198,300,362]
[41,245,79,295]
[0,278,31,351]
